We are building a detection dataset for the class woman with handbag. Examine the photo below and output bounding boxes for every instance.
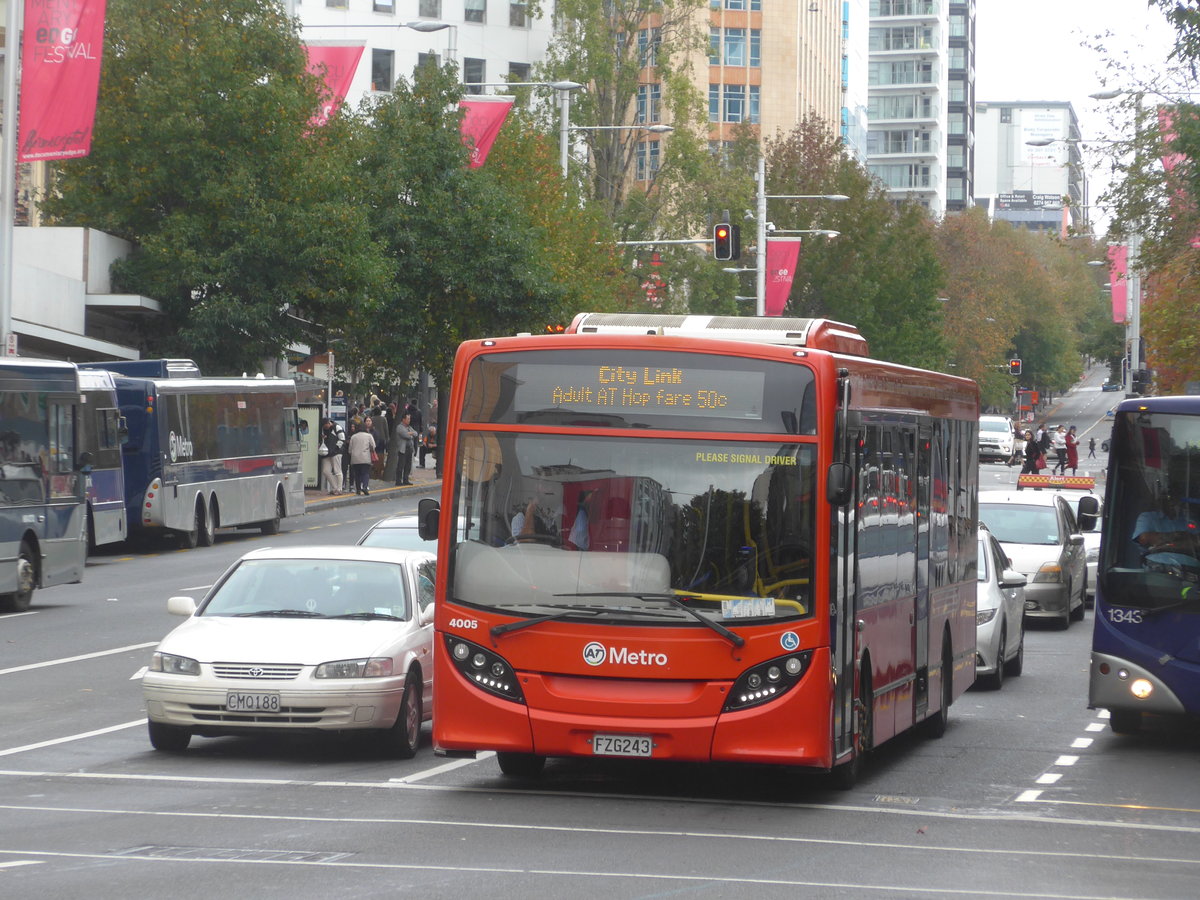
[1018,429,1045,486]
[318,418,345,494]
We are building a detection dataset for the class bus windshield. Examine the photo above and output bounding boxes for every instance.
[1103,409,1200,612]
[448,432,817,626]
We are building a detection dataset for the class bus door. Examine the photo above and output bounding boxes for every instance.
[831,424,862,762]
[41,398,87,587]
[912,425,932,720]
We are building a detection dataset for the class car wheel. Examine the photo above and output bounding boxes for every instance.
[260,492,284,535]
[984,628,1006,690]
[1109,709,1142,735]
[923,638,953,738]
[1003,631,1024,677]
[382,674,421,759]
[148,720,191,752]
[1,541,36,612]
[496,752,546,778]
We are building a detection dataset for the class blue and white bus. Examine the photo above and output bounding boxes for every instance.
[0,359,88,611]
[102,373,305,547]
[78,368,127,550]
[1090,395,1200,733]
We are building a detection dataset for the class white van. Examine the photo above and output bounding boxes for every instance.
[978,415,1015,462]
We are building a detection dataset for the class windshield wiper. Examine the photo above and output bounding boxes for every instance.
[328,611,405,621]
[232,609,324,618]
[490,607,604,639]
[554,592,746,648]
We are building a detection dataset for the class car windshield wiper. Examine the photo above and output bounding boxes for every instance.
[553,591,746,648]
[231,609,324,618]
[328,611,405,621]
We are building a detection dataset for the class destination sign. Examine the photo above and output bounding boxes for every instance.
[511,363,766,420]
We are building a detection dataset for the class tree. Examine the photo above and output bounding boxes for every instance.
[40,0,388,374]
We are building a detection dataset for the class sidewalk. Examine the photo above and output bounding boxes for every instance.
[303,459,442,512]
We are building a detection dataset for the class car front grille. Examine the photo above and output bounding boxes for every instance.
[212,663,304,680]
[188,705,325,724]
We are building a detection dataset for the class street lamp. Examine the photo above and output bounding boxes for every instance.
[400,20,457,63]
[461,80,585,178]
[753,156,848,315]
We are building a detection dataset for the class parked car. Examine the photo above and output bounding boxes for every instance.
[978,489,1089,629]
[142,545,436,756]
[975,526,1027,689]
[1101,382,1122,392]
[978,414,1016,463]
[1101,438,1111,453]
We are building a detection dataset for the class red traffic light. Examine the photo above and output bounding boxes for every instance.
[1008,358,1022,375]
[713,223,740,261]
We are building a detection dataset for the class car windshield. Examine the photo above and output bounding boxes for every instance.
[200,558,410,620]
[980,503,1059,545]
[359,523,426,552]
[1102,409,1200,611]
[447,431,818,626]
[980,421,1008,434]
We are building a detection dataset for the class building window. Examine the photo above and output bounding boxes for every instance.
[709,85,720,123]
[948,78,966,102]
[463,57,485,93]
[372,49,394,92]
[465,0,486,24]
[949,14,966,38]
[947,178,965,202]
[724,84,746,123]
[509,62,530,82]
[948,111,965,135]
[374,0,395,11]
[419,0,441,14]
[637,84,662,124]
[750,31,760,67]
[635,140,661,182]
[749,85,760,124]
[948,47,966,70]
[947,144,965,168]
[868,26,934,52]
[417,52,439,70]
[712,0,762,8]
[638,27,661,68]
[710,28,762,68]
[510,2,527,27]
[326,0,347,7]
[724,28,746,67]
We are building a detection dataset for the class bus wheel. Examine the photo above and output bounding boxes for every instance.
[260,492,283,535]
[1,541,36,612]
[176,522,199,549]
[496,752,546,778]
[923,638,953,739]
[830,668,872,790]
[1109,709,1143,735]
[197,499,216,547]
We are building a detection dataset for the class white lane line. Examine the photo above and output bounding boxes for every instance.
[0,643,157,677]
[1054,756,1079,767]
[0,860,43,869]
[130,666,148,680]
[390,751,495,783]
[0,720,146,757]
[179,585,213,592]
[0,611,38,620]
[1096,709,1111,718]
[1036,773,1063,785]
[1071,738,1093,749]
[1015,790,1043,803]
[1085,722,1105,732]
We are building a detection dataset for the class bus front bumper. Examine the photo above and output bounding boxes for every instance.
[1088,651,1187,716]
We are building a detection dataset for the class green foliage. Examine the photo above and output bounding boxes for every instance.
[40,0,387,374]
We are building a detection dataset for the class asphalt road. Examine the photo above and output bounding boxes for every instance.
[2,377,1199,898]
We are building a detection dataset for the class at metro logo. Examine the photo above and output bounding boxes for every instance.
[582,641,668,667]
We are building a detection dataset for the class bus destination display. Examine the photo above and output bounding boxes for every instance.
[513,363,765,420]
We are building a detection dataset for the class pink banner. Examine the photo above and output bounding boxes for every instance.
[18,0,108,162]
[764,239,802,316]
[1108,243,1128,325]
[459,98,514,169]
[304,43,365,128]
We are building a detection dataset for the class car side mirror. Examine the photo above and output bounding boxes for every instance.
[418,497,439,541]
[167,595,197,616]
[826,462,853,506]
[1000,569,1027,589]
[1077,494,1100,532]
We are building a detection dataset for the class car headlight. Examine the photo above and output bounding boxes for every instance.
[314,658,394,678]
[976,608,997,626]
[1032,562,1064,583]
[150,652,200,676]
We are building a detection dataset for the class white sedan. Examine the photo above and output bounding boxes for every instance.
[142,545,436,757]
[976,527,1027,690]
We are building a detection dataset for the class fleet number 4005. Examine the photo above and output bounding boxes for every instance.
[448,617,479,629]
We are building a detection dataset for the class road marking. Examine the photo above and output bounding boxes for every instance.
[1070,738,1093,749]
[1054,755,1079,766]
[1085,722,1105,732]
[0,720,146,757]
[1036,773,1062,785]
[0,611,38,620]
[390,751,495,783]
[0,860,43,869]
[1015,790,1042,803]
[131,666,148,680]
[0,643,158,677]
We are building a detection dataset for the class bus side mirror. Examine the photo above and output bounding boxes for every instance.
[418,497,440,541]
[827,462,853,506]
[1077,494,1100,531]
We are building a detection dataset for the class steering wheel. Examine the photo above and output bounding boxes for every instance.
[1141,544,1200,580]
[505,533,558,546]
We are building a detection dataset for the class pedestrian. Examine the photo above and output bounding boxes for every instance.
[1050,425,1068,475]
[404,399,423,461]
[339,418,353,492]
[1008,425,1025,467]
[1088,437,1097,459]
[420,423,437,469]
[1065,425,1079,475]
[318,418,345,494]
[1017,429,1045,490]
[393,412,418,486]
[347,422,375,495]
[364,416,386,479]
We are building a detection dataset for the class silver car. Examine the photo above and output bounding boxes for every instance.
[979,490,1088,629]
[975,527,1027,689]
[143,545,436,757]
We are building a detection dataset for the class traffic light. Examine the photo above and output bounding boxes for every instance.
[713,222,741,261]
[1008,358,1022,376]
[1131,368,1151,394]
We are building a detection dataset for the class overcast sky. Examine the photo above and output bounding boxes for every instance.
[975,0,1180,226]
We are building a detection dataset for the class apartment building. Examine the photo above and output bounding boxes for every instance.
[866,0,977,216]
[974,100,1087,234]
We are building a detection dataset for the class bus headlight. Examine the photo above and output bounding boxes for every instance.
[445,635,524,703]
[1129,678,1154,700]
[724,651,813,712]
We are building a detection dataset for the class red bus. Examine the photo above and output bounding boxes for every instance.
[422,314,979,785]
